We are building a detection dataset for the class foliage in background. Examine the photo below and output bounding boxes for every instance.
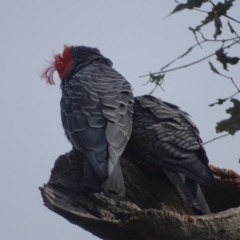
[141,0,240,140]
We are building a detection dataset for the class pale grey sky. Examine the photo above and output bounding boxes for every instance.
[1,1,239,240]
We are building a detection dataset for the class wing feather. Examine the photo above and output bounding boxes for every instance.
[61,63,133,196]
[126,95,215,187]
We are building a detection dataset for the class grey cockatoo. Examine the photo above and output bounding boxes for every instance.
[42,45,134,197]
[123,95,215,214]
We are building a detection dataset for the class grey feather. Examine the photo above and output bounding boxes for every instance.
[164,170,210,214]
[102,160,125,197]
[123,95,215,214]
[72,113,88,131]
[61,46,133,196]
[101,97,121,108]
[87,116,106,128]
[106,122,128,149]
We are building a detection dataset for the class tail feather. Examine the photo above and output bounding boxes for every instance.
[185,177,210,214]
[83,158,102,190]
[84,151,108,183]
[83,151,125,196]
[164,169,211,214]
[83,150,108,191]
[161,154,216,188]
[102,160,125,197]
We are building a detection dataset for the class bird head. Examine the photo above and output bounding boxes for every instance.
[41,45,112,85]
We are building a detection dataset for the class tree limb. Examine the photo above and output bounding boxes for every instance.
[40,150,240,240]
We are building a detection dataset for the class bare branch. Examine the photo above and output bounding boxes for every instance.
[139,40,239,78]
[189,27,203,49]
[208,0,215,7]
[227,20,240,45]
[208,61,240,91]
[157,36,239,73]
[230,79,240,91]
[192,8,208,13]
[40,150,240,240]
[224,14,240,24]
[209,91,240,107]
[203,133,230,145]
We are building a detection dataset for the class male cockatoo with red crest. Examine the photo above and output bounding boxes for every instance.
[41,45,134,197]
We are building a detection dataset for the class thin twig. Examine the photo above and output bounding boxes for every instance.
[224,14,240,24]
[193,8,208,13]
[198,31,205,40]
[140,40,239,78]
[230,79,240,92]
[208,0,215,7]
[225,91,240,101]
[210,91,240,107]
[140,52,213,76]
[227,20,240,45]
[149,84,158,95]
[203,133,230,145]
[198,32,238,46]
[189,28,203,49]
[209,61,240,91]
[201,36,239,43]
[159,36,239,72]
[219,75,239,92]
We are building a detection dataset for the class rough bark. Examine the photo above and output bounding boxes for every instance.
[40,150,240,240]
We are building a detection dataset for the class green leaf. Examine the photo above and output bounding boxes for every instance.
[216,98,240,135]
[149,73,165,85]
[161,46,194,71]
[213,12,222,39]
[192,0,235,32]
[228,57,239,65]
[214,0,235,16]
[209,98,227,107]
[227,20,235,34]
[167,0,207,17]
[215,48,239,71]
[208,61,219,74]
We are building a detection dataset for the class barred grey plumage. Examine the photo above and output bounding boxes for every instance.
[42,46,134,197]
[123,95,215,214]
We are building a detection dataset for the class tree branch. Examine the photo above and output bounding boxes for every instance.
[139,40,239,78]
[224,14,240,24]
[203,133,230,145]
[40,150,240,240]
